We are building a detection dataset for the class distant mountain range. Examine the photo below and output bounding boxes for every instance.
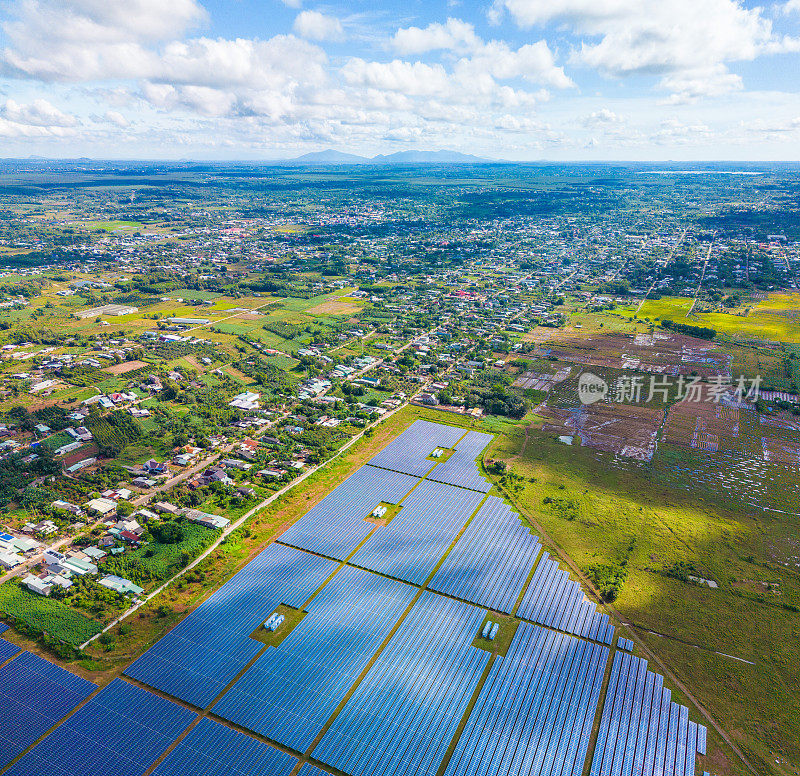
[286,149,495,165]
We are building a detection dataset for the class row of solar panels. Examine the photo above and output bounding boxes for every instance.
[618,637,635,652]
[0,628,708,776]
[0,420,708,776]
[446,623,607,776]
[590,651,707,776]
[313,593,491,776]
[366,420,494,493]
[518,552,615,644]
[428,495,542,613]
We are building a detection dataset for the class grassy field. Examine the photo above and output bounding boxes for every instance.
[77,220,141,232]
[620,294,800,343]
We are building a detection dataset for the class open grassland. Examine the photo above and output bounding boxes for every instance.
[306,298,364,316]
[75,220,141,232]
[620,294,800,343]
[488,422,800,776]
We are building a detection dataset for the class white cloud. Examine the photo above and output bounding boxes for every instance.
[0,97,79,137]
[784,0,800,12]
[497,0,796,101]
[342,59,450,97]
[659,65,743,104]
[0,97,76,126]
[104,110,130,127]
[293,11,344,41]
[390,19,573,90]
[583,108,622,126]
[455,40,574,89]
[391,18,480,54]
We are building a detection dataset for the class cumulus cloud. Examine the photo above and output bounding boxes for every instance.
[0,97,76,126]
[582,108,622,126]
[389,19,573,90]
[391,18,480,54]
[104,110,130,127]
[0,97,79,137]
[496,0,796,100]
[455,40,573,89]
[293,11,344,41]
[0,0,208,81]
[342,59,450,97]
[659,65,743,104]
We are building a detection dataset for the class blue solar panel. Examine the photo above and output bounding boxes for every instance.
[367,420,466,477]
[0,638,20,662]
[517,552,614,644]
[351,479,485,585]
[5,679,196,776]
[126,544,337,708]
[426,430,494,492]
[301,765,332,776]
[429,495,541,613]
[313,592,490,776]
[280,465,420,560]
[0,622,8,634]
[589,652,706,776]
[152,717,297,776]
[446,623,608,776]
[0,651,96,768]
[214,565,417,752]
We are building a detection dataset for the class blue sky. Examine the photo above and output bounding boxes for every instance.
[0,0,799,160]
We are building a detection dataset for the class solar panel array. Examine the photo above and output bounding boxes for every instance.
[5,678,196,776]
[427,430,494,492]
[0,651,97,768]
[367,419,465,476]
[0,419,708,776]
[313,592,490,776]
[0,638,20,662]
[126,544,337,708]
[351,479,484,585]
[0,622,8,634]
[429,495,541,613]
[213,566,417,752]
[446,623,607,776]
[279,466,420,560]
[590,652,707,776]
[152,717,297,776]
[518,552,614,644]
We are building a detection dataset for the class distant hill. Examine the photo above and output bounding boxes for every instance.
[284,149,494,165]
[292,150,371,164]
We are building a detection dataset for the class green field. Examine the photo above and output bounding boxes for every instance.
[77,220,141,232]
[167,289,223,301]
[101,523,219,586]
[620,294,800,343]
[0,582,104,645]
